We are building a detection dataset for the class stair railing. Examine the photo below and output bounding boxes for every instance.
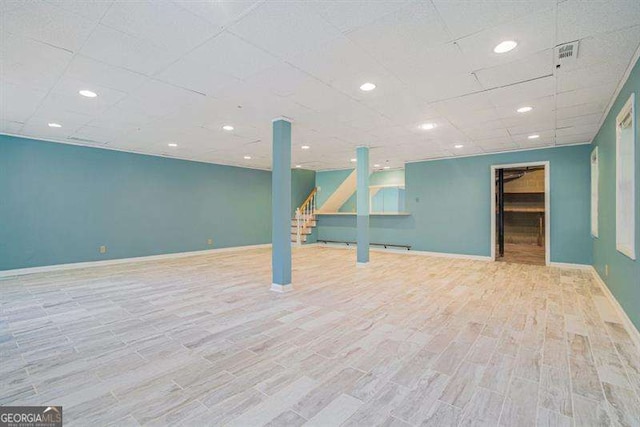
[295,187,317,246]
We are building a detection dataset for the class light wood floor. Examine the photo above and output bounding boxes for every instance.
[496,243,546,266]
[2,246,640,426]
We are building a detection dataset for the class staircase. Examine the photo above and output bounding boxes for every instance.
[291,188,318,244]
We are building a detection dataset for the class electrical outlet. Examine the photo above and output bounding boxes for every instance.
[605,264,609,276]
[207,239,213,246]
[99,245,107,254]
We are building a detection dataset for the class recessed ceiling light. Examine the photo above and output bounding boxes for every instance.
[48,122,62,128]
[383,166,390,169]
[350,158,357,162]
[78,89,97,98]
[494,40,517,54]
[168,143,178,147]
[301,145,310,150]
[359,82,376,91]
[420,123,436,130]
[517,106,533,113]
[243,155,251,160]
[454,144,464,149]
[374,164,380,167]
[222,125,234,131]
[295,164,302,168]
[528,134,540,139]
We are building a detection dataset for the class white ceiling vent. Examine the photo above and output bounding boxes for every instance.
[555,41,579,67]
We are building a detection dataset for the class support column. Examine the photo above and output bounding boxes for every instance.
[356,146,370,265]
[271,118,292,291]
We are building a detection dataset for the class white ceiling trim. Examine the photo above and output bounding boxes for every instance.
[594,38,640,142]
[404,141,591,165]
[0,132,271,171]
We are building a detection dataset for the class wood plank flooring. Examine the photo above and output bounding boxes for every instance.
[2,246,640,426]
[496,243,546,266]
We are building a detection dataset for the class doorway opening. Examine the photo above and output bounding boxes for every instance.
[491,162,549,266]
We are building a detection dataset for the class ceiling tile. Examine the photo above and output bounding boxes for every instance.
[362,91,435,124]
[433,0,556,40]
[556,83,618,109]
[557,113,603,129]
[412,72,483,103]
[388,43,474,87]
[558,25,640,73]
[81,25,179,75]
[2,0,638,170]
[494,95,556,120]
[172,0,260,28]
[309,0,411,33]
[0,82,48,122]
[486,76,555,107]
[21,111,94,141]
[70,124,134,144]
[507,119,555,136]
[124,80,209,119]
[0,119,24,134]
[345,2,451,64]
[25,108,94,130]
[557,0,640,44]
[100,0,218,54]
[1,2,96,51]
[480,141,521,153]
[48,0,113,21]
[0,1,26,13]
[556,124,600,138]
[240,63,311,98]
[0,33,73,90]
[64,55,147,93]
[455,8,556,71]
[556,62,626,93]
[461,125,511,141]
[43,76,128,115]
[475,49,554,89]
[555,133,593,145]
[155,56,241,97]
[556,102,607,121]
[228,2,343,59]
[289,36,406,101]
[181,32,281,81]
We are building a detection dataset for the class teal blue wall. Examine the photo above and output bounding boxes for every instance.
[291,168,316,217]
[316,169,352,209]
[317,169,405,213]
[291,168,317,244]
[317,145,592,264]
[591,58,640,330]
[0,135,272,271]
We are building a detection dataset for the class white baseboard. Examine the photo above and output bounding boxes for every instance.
[270,283,293,292]
[549,262,592,270]
[0,244,272,278]
[590,266,640,353]
[313,241,492,261]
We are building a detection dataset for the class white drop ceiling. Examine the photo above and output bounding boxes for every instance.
[1,0,639,171]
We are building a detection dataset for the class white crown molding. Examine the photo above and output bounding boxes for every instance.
[0,132,272,172]
[595,41,640,142]
[405,142,591,165]
[272,116,293,123]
